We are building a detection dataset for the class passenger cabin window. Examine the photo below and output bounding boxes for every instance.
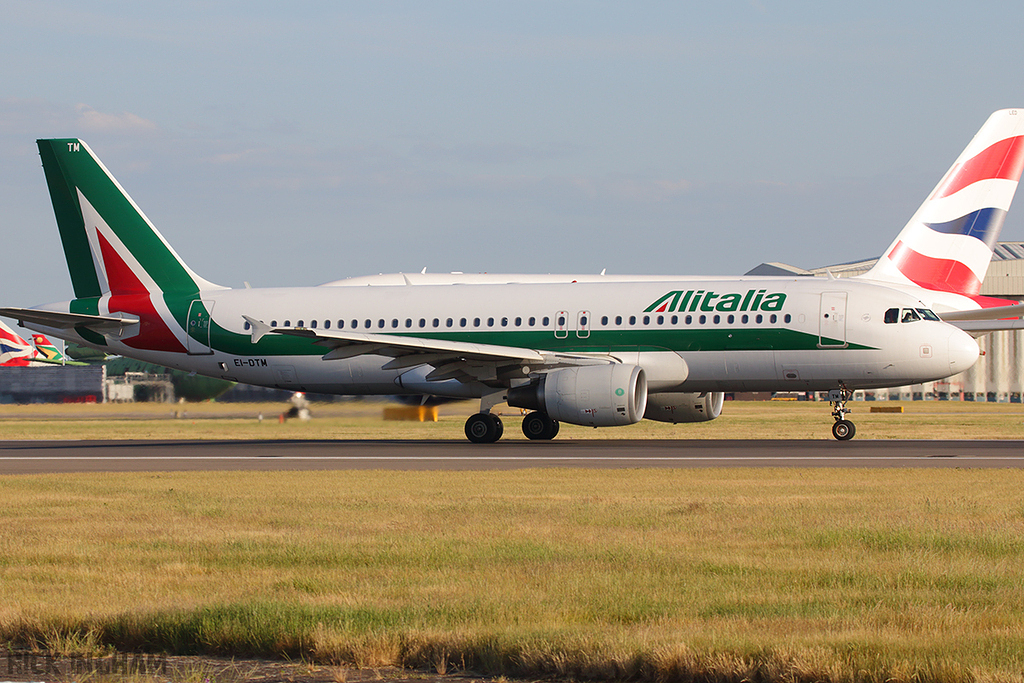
[884,308,899,324]
[310,320,316,329]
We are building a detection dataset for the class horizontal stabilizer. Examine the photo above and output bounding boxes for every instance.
[0,307,139,331]
[939,302,1024,321]
[950,318,1024,334]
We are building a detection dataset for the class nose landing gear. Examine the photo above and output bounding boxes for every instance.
[829,384,856,441]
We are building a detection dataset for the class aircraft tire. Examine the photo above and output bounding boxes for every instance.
[522,411,550,440]
[522,411,559,440]
[832,419,856,441]
[465,413,502,443]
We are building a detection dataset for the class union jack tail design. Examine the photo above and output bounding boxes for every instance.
[0,321,41,366]
[861,109,1024,300]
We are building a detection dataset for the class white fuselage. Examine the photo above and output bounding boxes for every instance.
[33,275,979,398]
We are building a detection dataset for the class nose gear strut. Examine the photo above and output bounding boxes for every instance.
[829,383,856,441]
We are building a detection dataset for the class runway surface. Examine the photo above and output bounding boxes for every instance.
[1,439,1022,473]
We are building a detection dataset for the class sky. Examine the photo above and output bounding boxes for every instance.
[3,0,1024,333]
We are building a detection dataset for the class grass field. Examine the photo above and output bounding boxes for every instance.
[1,398,1024,440]
[2,466,1024,682]
[2,401,1024,682]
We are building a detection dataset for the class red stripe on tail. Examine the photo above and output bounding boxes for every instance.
[887,240,982,295]
[936,135,1024,198]
[97,232,187,353]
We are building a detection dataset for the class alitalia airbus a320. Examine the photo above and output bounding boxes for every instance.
[5,110,1024,442]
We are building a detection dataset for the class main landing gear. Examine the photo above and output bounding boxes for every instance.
[464,411,561,443]
[521,411,559,440]
[465,412,504,443]
[829,384,856,441]
[464,392,560,443]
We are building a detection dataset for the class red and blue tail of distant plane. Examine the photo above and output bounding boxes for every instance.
[860,109,1024,314]
[0,321,42,366]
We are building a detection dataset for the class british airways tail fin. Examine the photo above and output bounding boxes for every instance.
[0,321,41,366]
[36,139,223,299]
[859,109,1024,299]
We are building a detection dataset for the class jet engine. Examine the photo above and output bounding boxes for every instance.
[643,391,725,423]
[507,364,647,427]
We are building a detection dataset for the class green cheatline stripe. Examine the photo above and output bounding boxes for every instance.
[38,139,201,297]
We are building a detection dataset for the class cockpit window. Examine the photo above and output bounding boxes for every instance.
[901,308,921,323]
[916,308,941,321]
[884,308,899,324]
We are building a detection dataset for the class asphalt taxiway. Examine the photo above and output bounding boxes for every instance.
[1,439,1022,474]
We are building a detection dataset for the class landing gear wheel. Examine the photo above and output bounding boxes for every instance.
[522,411,559,440]
[832,419,856,441]
[465,413,503,443]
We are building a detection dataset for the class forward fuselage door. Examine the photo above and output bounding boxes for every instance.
[186,299,215,355]
[818,291,848,348]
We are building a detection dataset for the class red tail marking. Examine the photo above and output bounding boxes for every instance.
[887,241,982,295]
[96,232,187,353]
[936,136,1024,199]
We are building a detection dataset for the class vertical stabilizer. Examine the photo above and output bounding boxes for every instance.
[36,139,222,298]
[860,109,1024,297]
[0,321,41,365]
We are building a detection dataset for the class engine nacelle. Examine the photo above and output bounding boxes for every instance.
[507,364,647,427]
[643,391,725,423]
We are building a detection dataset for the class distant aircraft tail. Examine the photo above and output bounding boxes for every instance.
[30,334,65,362]
[859,109,1024,301]
[0,321,41,366]
[36,139,222,299]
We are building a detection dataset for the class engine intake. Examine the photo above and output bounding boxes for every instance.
[507,364,647,427]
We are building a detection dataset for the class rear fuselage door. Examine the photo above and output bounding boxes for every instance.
[186,299,215,355]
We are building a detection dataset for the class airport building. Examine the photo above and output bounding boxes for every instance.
[750,242,1024,402]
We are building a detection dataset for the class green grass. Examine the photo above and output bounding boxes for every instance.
[2,468,1024,682]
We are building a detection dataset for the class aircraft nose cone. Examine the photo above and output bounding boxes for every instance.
[947,327,980,375]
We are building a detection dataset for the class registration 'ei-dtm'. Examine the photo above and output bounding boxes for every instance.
[5,110,1024,442]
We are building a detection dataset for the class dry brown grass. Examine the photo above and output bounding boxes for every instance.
[1,399,1023,440]
[1,467,1023,681]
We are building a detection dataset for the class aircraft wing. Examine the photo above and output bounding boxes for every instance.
[0,307,139,332]
[243,315,610,382]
